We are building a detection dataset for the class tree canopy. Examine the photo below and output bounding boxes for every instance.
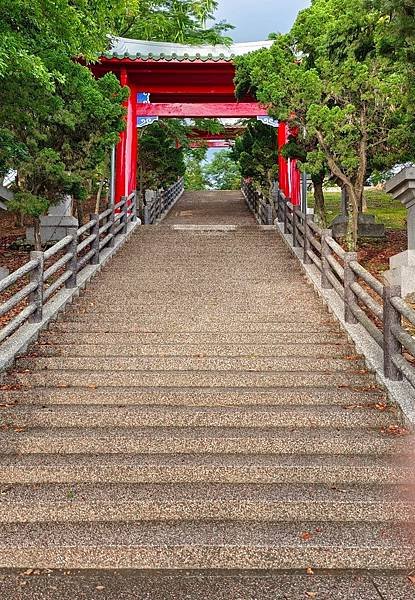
[235,0,415,247]
[0,0,232,248]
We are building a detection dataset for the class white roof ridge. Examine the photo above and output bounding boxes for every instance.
[109,37,273,58]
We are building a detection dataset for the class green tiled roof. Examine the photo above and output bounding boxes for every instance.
[104,38,273,62]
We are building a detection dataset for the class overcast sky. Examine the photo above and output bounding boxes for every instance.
[214,0,311,42]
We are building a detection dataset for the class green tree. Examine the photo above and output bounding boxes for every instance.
[140,121,187,190]
[185,150,209,190]
[119,0,233,45]
[204,150,241,190]
[0,0,128,247]
[231,121,278,195]
[236,1,411,248]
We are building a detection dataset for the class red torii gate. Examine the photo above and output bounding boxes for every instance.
[93,38,301,204]
[186,126,245,149]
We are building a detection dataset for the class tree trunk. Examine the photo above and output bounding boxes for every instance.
[311,173,325,226]
[33,218,42,252]
[95,178,105,214]
[346,185,360,251]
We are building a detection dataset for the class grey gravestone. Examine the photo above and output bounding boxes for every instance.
[331,213,385,239]
[26,195,78,244]
[384,167,415,297]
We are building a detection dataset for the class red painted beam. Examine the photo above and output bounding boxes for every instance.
[137,103,268,117]
[189,140,232,148]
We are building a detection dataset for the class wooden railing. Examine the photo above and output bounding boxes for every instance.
[276,190,415,388]
[242,181,273,225]
[143,178,184,225]
[0,191,137,346]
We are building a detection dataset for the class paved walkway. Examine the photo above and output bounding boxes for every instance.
[0,192,414,593]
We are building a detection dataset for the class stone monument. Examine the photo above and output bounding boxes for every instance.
[26,195,78,245]
[384,166,415,298]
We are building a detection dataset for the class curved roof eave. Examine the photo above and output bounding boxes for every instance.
[104,37,273,62]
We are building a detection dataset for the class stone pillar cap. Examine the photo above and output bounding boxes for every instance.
[385,167,415,209]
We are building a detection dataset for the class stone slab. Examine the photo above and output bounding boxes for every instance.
[0,569,404,600]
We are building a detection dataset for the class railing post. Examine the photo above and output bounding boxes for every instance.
[121,196,128,234]
[344,251,358,324]
[131,192,138,223]
[276,192,283,223]
[90,213,100,265]
[143,205,150,225]
[303,213,312,264]
[292,207,298,247]
[29,251,44,323]
[266,204,273,225]
[109,204,116,247]
[283,198,289,234]
[66,226,78,288]
[383,285,403,381]
[321,229,333,289]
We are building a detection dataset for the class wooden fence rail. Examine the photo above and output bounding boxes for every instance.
[274,189,415,389]
[0,191,137,346]
[242,181,273,225]
[143,178,184,225]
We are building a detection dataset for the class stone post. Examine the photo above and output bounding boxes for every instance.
[385,167,415,297]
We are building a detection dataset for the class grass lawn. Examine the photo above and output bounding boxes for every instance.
[307,188,407,231]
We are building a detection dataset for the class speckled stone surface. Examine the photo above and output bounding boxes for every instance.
[6,404,398,430]
[0,453,413,485]
[0,521,414,570]
[0,385,387,407]
[1,569,412,600]
[1,191,414,573]
[0,483,413,523]
[0,426,408,456]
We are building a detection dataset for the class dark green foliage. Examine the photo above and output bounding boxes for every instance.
[140,121,186,190]
[231,121,278,193]
[119,0,233,45]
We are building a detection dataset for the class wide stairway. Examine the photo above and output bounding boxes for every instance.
[0,190,414,570]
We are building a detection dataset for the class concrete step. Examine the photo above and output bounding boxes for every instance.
[4,405,397,430]
[9,369,375,389]
[49,322,340,334]
[0,483,413,524]
[0,427,407,455]
[64,310,332,323]
[39,331,347,346]
[1,386,386,407]
[31,342,356,358]
[1,453,411,485]
[0,521,413,570]
[16,356,366,374]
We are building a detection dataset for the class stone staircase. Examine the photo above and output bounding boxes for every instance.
[0,191,414,571]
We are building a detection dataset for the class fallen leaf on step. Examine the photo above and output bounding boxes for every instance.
[96,585,105,591]
[300,531,312,541]
[306,567,314,576]
[306,593,317,598]
[344,355,360,361]
[381,425,409,436]
[56,384,69,388]
[23,569,33,576]
[87,384,97,389]
[408,575,415,585]
[374,402,389,411]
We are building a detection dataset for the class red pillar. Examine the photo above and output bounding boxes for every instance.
[278,121,301,206]
[278,122,290,198]
[115,69,138,203]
